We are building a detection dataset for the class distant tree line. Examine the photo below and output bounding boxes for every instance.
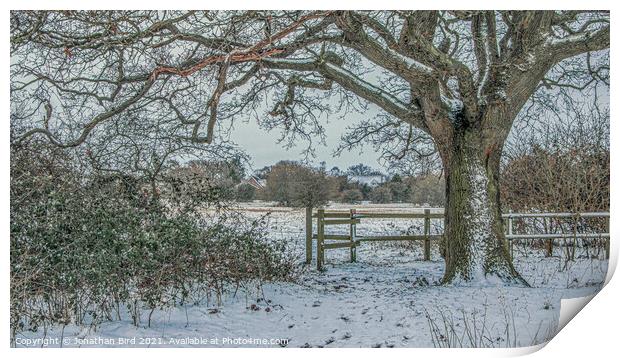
[154,112,609,213]
[237,161,446,207]
[218,144,609,213]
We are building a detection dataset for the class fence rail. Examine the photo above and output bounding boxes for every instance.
[305,208,610,270]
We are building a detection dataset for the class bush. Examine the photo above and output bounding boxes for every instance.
[10,145,297,341]
[370,186,393,203]
[501,146,609,213]
[407,174,445,206]
[387,180,410,202]
[341,189,363,203]
[235,183,256,201]
[264,161,330,207]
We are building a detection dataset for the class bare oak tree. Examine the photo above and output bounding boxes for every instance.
[10,10,609,284]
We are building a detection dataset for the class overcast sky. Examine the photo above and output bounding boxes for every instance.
[229,104,385,173]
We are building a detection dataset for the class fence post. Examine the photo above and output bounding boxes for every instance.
[544,216,553,257]
[570,213,578,261]
[605,215,610,260]
[508,210,514,260]
[350,208,357,263]
[424,209,431,261]
[305,206,313,264]
[317,208,325,271]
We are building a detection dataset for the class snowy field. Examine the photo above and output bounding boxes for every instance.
[15,203,608,348]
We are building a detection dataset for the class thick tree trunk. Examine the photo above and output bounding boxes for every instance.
[439,127,527,286]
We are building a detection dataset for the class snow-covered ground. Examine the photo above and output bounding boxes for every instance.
[15,203,608,348]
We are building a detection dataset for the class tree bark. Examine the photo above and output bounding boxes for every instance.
[439,126,527,285]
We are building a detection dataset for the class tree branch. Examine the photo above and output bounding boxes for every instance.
[262,55,426,130]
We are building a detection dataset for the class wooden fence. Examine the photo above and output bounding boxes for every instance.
[305,208,610,270]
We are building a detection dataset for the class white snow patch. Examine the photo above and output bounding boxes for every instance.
[364,25,434,75]
[544,31,594,47]
[450,158,497,285]
[515,52,536,72]
[263,57,315,66]
[387,47,433,75]
[477,35,492,104]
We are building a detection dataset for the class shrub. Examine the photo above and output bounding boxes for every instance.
[235,183,256,201]
[10,145,298,341]
[341,189,363,203]
[387,180,410,202]
[407,174,445,206]
[370,186,393,203]
[264,161,330,207]
[501,146,609,213]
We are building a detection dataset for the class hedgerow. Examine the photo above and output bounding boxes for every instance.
[10,144,298,341]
